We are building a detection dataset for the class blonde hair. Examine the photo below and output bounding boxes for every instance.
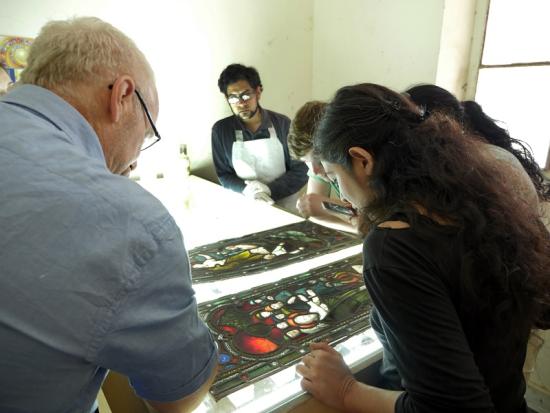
[21,17,154,95]
[288,101,327,159]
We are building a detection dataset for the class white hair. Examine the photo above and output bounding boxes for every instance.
[21,17,154,96]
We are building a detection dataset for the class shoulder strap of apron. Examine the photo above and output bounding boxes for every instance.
[267,126,277,139]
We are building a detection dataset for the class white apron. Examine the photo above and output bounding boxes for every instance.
[232,127,302,213]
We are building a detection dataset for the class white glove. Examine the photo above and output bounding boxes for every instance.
[254,191,275,205]
[242,180,272,198]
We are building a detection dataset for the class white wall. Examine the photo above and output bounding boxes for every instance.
[1,0,455,179]
[435,0,478,99]
[311,0,445,101]
[0,0,314,181]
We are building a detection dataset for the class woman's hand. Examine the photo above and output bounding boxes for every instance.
[296,342,357,411]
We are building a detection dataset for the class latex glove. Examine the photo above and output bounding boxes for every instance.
[254,191,275,205]
[243,180,271,197]
[296,342,356,411]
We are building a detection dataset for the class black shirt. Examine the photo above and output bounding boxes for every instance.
[363,225,529,413]
[211,107,308,201]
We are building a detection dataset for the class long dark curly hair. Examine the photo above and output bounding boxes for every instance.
[314,83,550,330]
[405,84,550,201]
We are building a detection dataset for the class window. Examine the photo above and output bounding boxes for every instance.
[474,0,550,169]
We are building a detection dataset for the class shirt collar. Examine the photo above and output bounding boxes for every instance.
[257,106,271,130]
[1,84,105,162]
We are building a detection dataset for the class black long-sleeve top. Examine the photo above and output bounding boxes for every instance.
[211,107,308,201]
[363,224,530,413]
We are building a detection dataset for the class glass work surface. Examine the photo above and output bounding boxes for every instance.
[189,220,361,284]
[197,328,381,413]
[198,254,372,401]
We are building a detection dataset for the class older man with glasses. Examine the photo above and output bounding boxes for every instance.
[211,63,308,212]
[0,17,216,413]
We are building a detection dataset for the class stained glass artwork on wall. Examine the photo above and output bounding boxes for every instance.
[189,220,361,283]
[198,254,371,400]
[0,35,33,84]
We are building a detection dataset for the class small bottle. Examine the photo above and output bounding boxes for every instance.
[180,144,191,176]
[178,144,191,209]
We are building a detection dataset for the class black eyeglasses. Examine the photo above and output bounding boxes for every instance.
[108,84,161,151]
[226,90,255,105]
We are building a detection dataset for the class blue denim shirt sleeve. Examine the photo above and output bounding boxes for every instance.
[89,215,217,402]
[0,85,216,411]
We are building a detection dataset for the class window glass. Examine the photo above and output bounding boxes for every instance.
[476,66,550,166]
[482,0,550,65]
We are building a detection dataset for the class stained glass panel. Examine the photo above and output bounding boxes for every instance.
[198,254,371,400]
[189,220,361,284]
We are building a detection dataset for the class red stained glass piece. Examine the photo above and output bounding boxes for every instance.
[335,271,359,283]
[241,302,256,311]
[234,332,279,354]
[287,313,299,327]
[210,308,225,323]
[270,327,283,340]
[221,325,237,334]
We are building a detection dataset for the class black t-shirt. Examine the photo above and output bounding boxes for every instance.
[363,224,529,413]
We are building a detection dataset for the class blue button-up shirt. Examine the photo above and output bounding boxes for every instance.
[0,85,217,413]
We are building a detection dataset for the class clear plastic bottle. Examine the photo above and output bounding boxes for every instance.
[180,144,191,176]
[178,143,191,209]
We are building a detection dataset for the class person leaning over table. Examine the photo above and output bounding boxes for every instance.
[405,83,549,205]
[405,82,550,389]
[0,17,217,413]
[211,63,308,211]
[352,83,550,396]
[296,83,550,413]
[288,100,357,232]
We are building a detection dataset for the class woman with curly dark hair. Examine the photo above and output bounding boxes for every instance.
[405,84,550,202]
[296,83,550,413]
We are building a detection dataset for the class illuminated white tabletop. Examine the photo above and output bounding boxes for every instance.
[138,175,382,412]
[138,175,301,247]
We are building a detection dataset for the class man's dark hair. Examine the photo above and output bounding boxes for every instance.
[217,63,263,95]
